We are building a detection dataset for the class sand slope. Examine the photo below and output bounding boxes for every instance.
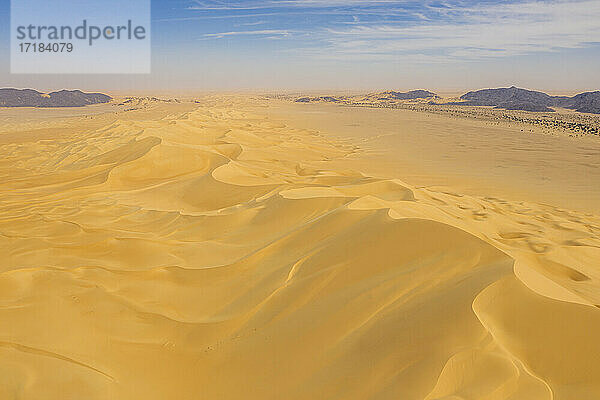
[0,98,599,399]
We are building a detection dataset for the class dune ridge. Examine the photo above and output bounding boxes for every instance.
[0,98,599,399]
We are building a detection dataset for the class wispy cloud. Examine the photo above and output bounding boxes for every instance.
[184,0,600,62]
[315,0,600,61]
[202,29,290,38]
[236,20,267,26]
[188,0,404,10]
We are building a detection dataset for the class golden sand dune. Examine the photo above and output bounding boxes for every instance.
[0,98,599,399]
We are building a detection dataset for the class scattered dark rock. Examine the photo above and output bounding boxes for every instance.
[493,102,554,112]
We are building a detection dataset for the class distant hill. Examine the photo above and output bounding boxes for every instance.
[564,91,600,114]
[458,86,555,112]
[0,88,112,107]
[292,87,600,114]
[294,90,436,104]
[456,86,600,114]
[295,96,343,103]
[368,90,437,101]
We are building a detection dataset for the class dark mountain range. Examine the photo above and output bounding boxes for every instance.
[294,87,600,114]
[294,90,436,104]
[0,88,112,107]
[373,90,437,100]
[458,86,555,112]
[456,86,600,114]
[295,96,343,103]
[565,91,600,114]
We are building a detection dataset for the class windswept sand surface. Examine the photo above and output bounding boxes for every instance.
[0,97,599,399]
[261,101,600,213]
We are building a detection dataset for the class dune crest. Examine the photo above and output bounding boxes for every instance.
[0,98,599,399]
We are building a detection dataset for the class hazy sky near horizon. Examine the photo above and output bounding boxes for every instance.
[0,0,599,92]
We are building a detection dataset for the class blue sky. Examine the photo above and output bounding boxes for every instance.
[1,0,599,92]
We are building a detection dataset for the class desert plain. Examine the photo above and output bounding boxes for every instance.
[0,94,599,399]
